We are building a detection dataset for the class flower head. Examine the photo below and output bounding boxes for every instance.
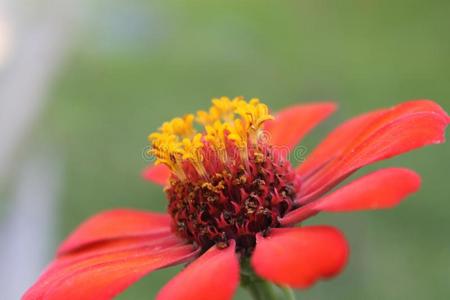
[24,98,449,300]
[149,97,295,253]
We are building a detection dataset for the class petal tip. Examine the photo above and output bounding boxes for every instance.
[251,226,349,289]
[142,164,171,186]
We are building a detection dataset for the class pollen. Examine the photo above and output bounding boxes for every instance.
[148,97,301,253]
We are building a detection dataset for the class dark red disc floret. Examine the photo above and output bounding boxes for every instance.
[166,145,301,254]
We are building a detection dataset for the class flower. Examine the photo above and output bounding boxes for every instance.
[24,97,449,300]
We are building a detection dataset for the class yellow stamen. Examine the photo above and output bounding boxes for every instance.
[235,98,274,144]
[148,132,186,180]
[182,133,207,177]
[205,121,229,163]
[161,114,196,138]
[148,97,274,179]
[227,119,249,163]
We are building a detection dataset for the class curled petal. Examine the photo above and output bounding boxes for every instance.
[251,226,348,288]
[157,242,239,300]
[282,168,421,225]
[298,100,448,200]
[297,109,386,178]
[58,209,171,255]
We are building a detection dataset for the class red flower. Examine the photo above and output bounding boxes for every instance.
[24,98,448,300]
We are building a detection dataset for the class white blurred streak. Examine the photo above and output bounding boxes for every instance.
[0,150,63,299]
[0,0,80,183]
[0,11,13,66]
[0,0,81,298]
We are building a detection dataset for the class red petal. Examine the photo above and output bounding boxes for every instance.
[281,168,421,225]
[23,238,198,300]
[157,242,239,300]
[42,235,190,283]
[264,102,336,153]
[297,109,386,178]
[58,209,171,255]
[142,164,171,186]
[298,100,448,200]
[251,226,348,288]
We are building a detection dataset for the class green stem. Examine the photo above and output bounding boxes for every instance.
[243,275,278,300]
[240,259,296,300]
[279,285,296,300]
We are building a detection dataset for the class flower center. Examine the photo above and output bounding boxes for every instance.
[148,97,301,254]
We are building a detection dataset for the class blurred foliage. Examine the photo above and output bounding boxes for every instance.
[36,0,449,299]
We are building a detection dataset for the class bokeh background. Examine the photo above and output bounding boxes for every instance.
[1,0,449,299]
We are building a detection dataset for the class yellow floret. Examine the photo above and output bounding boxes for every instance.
[148,97,274,179]
[148,132,186,179]
[181,133,207,177]
[235,98,274,143]
[161,114,196,138]
[205,120,229,162]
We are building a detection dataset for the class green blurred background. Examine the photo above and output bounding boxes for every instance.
[4,0,450,299]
